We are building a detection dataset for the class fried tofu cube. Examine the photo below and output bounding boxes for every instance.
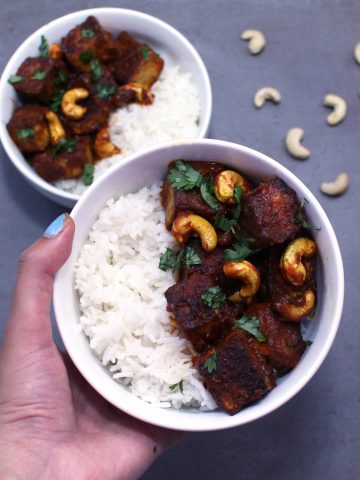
[7,104,50,153]
[195,329,277,415]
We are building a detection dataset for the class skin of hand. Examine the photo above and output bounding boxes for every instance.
[0,214,183,480]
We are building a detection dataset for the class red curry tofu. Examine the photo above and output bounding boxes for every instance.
[7,104,50,153]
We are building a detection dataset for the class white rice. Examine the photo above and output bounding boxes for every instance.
[74,183,216,410]
[55,64,201,196]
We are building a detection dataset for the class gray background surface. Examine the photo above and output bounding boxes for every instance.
[0,1,359,479]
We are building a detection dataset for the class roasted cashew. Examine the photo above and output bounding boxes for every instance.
[171,212,217,252]
[94,128,122,159]
[214,170,251,204]
[120,83,154,105]
[280,237,317,287]
[241,29,266,55]
[285,128,311,160]
[354,42,360,64]
[276,290,315,321]
[254,87,281,109]
[223,260,260,300]
[320,172,349,196]
[44,110,66,145]
[324,94,347,126]
[49,43,62,59]
[61,88,89,120]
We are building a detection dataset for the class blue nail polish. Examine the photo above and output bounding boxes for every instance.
[43,213,67,237]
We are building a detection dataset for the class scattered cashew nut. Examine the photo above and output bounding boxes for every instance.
[223,260,260,300]
[171,212,217,252]
[354,42,360,64]
[324,94,347,126]
[214,170,251,204]
[254,87,281,109]
[285,128,311,160]
[241,29,266,55]
[320,172,349,196]
[280,237,317,287]
[120,83,154,105]
[61,88,89,120]
[94,128,122,159]
[48,43,62,59]
[275,290,316,321]
[44,110,66,145]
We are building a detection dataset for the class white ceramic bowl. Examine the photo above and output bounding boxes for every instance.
[0,8,212,208]
[54,139,344,431]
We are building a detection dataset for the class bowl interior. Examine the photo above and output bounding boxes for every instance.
[54,139,344,431]
[0,8,212,207]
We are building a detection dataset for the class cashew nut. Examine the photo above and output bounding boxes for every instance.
[94,128,121,159]
[254,87,281,109]
[285,128,311,160]
[49,43,62,59]
[44,110,66,145]
[171,212,217,252]
[280,237,317,287]
[214,170,251,204]
[241,29,266,55]
[275,290,315,321]
[320,172,349,196]
[61,88,89,120]
[354,42,360,64]
[120,83,154,105]
[324,94,347,126]
[223,260,260,300]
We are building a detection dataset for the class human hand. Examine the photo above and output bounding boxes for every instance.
[0,214,182,480]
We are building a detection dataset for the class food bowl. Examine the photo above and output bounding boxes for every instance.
[53,139,344,431]
[0,8,212,208]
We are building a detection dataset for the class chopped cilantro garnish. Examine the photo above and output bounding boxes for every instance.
[296,198,321,232]
[52,138,77,158]
[140,44,151,61]
[182,247,202,268]
[159,246,201,272]
[31,69,46,80]
[17,128,35,139]
[159,247,178,272]
[54,70,67,86]
[50,90,65,112]
[169,380,184,394]
[233,185,242,220]
[96,83,117,99]
[8,75,25,84]
[202,286,226,309]
[81,29,95,38]
[203,353,217,374]
[90,59,102,82]
[79,49,93,63]
[224,237,259,262]
[234,316,266,342]
[82,163,95,186]
[39,35,49,57]
[200,176,219,209]
[214,214,237,233]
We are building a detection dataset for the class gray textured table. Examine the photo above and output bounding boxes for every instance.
[0,1,359,479]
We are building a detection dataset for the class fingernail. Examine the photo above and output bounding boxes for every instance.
[43,213,68,238]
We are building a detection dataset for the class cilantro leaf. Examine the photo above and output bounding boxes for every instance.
[202,286,226,309]
[17,128,35,139]
[141,44,151,61]
[224,237,259,262]
[233,185,242,220]
[214,214,237,232]
[234,316,266,342]
[54,70,67,86]
[182,247,201,268]
[203,353,217,374]
[31,69,46,80]
[169,379,184,394]
[81,29,95,38]
[296,198,321,232]
[200,176,219,209]
[96,83,117,99]
[159,248,178,272]
[159,247,201,272]
[79,49,93,64]
[167,160,202,190]
[50,90,65,112]
[39,35,49,57]
[8,74,25,84]
[52,138,77,158]
[90,59,102,82]
[83,163,95,186]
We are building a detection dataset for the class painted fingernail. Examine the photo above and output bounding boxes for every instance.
[43,213,68,237]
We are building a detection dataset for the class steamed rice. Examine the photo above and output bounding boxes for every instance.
[56,64,201,196]
[75,183,216,410]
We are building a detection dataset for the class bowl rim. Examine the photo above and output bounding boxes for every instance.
[54,138,344,431]
[0,7,212,204]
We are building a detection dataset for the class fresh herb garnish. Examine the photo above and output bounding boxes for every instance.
[305,340,313,347]
[159,247,178,272]
[54,69,67,86]
[90,59,102,82]
[159,246,201,272]
[202,286,226,309]
[31,69,46,80]
[233,185,242,220]
[39,35,49,57]
[296,198,321,232]
[8,74,25,84]
[182,247,202,268]
[224,237,259,262]
[83,163,95,186]
[79,49,93,63]
[140,44,151,61]
[167,161,219,209]
[17,128,35,139]
[81,28,95,38]
[50,90,65,112]
[203,353,217,374]
[52,138,77,158]
[169,379,184,394]
[234,316,266,342]
[96,83,117,99]
[214,214,237,233]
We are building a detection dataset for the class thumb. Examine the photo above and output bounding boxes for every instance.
[3,213,75,354]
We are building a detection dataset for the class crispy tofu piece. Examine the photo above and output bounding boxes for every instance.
[61,101,110,136]
[195,329,277,414]
[31,136,92,182]
[111,31,164,88]
[7,104,50,153]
